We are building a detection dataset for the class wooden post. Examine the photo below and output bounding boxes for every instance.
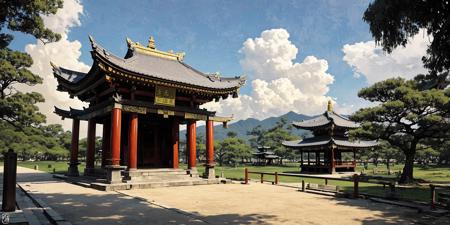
[260,173,264,183]
[307,152,310,165]
[86,119,96,170]
[187,120,197,170]
[101,121,111,168]
[172,119,179,169]
[274,172,279,185]
[300,151,303,166]
[110,107,122,166]
[301,180,305,192]
[68,119,80,176]
[128,113,138,170]
[244,168,248,184]
[325,178,328,185]
[430,184,436,209]
[2,149,17,212]
[353,174,359,198]
[206,120,214,166]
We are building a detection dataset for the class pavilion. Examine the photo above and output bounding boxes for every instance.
[52,36,245,184]
[253,146,280,165]
[282,101,377,174]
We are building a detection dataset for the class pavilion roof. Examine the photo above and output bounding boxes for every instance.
[282,137,377,149]
[52,36,245,95]
[292,110,359,129]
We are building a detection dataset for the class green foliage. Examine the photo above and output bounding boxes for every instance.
[248,118,299,162]
[363,0,450,88]
[0,0,63,47]
[215,131,252,166]
[0,0,63,128]
[0,121,70,160]
[350,78,450,183]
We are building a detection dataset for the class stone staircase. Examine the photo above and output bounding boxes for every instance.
[123,168,199,182]
[54,168,224,191]
[90,168,219,191]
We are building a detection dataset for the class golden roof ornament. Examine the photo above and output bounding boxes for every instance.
[148,36,155,49]
[327,100,333,112]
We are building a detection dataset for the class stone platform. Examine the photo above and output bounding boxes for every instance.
[55,168,226,191]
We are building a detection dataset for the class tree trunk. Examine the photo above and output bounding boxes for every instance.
[386,158,391,175]
[399,143,417,184]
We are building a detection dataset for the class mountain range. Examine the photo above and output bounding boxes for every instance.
[180,111,314,141]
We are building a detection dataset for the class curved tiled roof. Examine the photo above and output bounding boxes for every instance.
[292,111,359,129]
[90,37,245,90]
[282,137,377,149]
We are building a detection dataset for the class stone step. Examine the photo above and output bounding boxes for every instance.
[91,178,212,191]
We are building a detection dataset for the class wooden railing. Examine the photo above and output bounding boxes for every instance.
[243,168,394,199]
[430,183,450,209]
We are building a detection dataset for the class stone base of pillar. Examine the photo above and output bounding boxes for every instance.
[329,167,336,174]
[84,167,96,176]
[105,165,127,184]
[67,162,80,177]
[203,166,216,179]
[122,169,143,182]
[187,167,199,178]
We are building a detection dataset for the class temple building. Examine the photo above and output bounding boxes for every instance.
[252,146,280,166]
[52,36,245,184]
[282,101,377,174]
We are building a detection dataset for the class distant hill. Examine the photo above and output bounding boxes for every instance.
[180,111,314,141]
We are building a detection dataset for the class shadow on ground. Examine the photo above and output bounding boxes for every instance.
[28,190,277,225]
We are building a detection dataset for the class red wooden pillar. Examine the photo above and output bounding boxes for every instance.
[86,119,96,170]
[128,113,138,170]
[110,108,122,166]
[70,119,80,165]
[187,120,197,169]
[172,119,179,169]
[101,122,111,168]
[206,120,214,166]
[68,119,80,176]
[330,147,336,173]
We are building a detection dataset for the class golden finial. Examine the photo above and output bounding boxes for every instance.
[148,36,155,49]
[327,100,333,112]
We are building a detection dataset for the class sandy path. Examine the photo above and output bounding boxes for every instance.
[120,182,422,225]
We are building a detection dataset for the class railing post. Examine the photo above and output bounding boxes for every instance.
[430,184,436,210]
[2,149,17,212]
[301,180,305,192]
[353,174,359,198]
[261,173,264,183]
[244,168,248,184]
[325,178,328,185]
[274,172,279,185]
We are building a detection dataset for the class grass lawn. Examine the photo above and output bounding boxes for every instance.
[16,160,449,202]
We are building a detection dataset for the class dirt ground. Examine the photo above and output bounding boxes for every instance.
[120,182,435,225]
[10,166,449,225]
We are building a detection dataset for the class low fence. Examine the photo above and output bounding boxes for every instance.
[243,168,395,199]
[430,183,450,209]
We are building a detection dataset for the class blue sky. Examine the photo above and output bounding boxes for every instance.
[10,0,428,127]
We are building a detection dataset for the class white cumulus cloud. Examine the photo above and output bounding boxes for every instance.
[17,0,90,134]
[342,30,430,84]
[204,28,335,120]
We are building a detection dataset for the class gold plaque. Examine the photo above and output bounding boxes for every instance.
[155,86,176,106]
[185,112,207,121]
[157,109,175,118]
[123,105,146,114]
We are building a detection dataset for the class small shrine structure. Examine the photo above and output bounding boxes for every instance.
[282,101,377,173]
[52,36,245,183]
[252,146,279,166]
